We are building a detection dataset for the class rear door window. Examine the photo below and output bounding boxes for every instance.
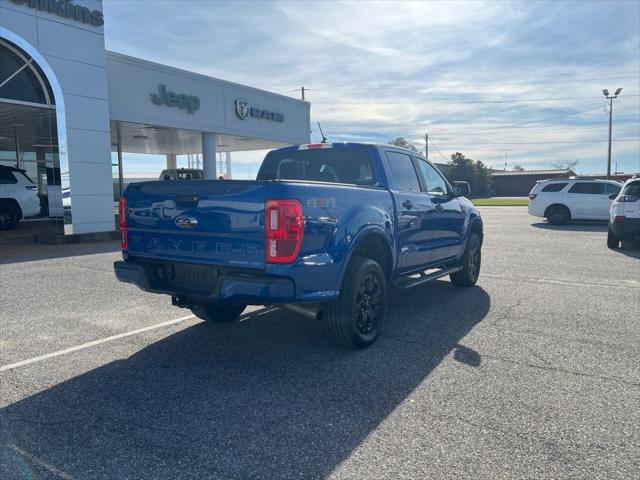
[568,182,602,194]
[385,151,421,192]
[541,182,567,192]
[258,148,375,185]
[602,183,621,195]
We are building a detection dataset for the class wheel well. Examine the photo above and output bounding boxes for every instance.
[0,198,22,219]
[352,233,393,280]
[470,219,483,244]
[544,203,570,218]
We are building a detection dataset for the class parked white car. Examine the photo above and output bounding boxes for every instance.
[0,165,41,230]
[528,179,622,225]
[607,177,640,248]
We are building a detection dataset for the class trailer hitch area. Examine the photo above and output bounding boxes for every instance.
[171,295,192,309]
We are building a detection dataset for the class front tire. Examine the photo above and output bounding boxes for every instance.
[324,257,387,349]
[546,205,571,225]
[0,202,20,231]
[450,233,482,287]
[607,227,620,249]
[191,303,246,323]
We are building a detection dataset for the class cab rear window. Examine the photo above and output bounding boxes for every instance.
[258,148,375,185]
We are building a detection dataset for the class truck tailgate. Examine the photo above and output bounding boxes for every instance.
[125,180,266,269]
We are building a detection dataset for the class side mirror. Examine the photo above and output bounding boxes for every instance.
[608,193,618,200]
[453,181,471,197]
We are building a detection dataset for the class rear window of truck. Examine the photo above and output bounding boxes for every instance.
[258,148,375,185]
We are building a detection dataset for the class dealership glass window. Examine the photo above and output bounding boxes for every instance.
[0,39,62,239]
[0,40,53,106]
[385,151,421,192]
[568,182,601,194]
[541,182,567,192]
[416,159,448,196]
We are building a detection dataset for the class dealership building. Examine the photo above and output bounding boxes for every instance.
[0,0,310,239]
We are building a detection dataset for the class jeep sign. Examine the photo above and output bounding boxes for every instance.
[150,84,200,114]
[235,99,284,122]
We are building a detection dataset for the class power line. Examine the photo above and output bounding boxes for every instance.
[428,138,640,146]
[308,94,640,105]
[293,72,640,92]
[428,139,450,161]
[433,105,605,136]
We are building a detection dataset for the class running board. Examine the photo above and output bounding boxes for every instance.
[392,266,462,289]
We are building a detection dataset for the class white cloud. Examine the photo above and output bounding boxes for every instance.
[103,0,640,174]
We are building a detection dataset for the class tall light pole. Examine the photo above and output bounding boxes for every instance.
[499,149,513,171]
[602,88,622,179]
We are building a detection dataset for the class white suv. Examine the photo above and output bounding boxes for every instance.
[528,178,622,225]
[607,177,640,248]
[0,166,41,230]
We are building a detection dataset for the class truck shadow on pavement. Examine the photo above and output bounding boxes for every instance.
[1,281,489,479]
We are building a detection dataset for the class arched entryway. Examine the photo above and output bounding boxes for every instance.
[0,36,64,238]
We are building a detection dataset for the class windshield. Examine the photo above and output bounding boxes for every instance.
[258,148,376,185]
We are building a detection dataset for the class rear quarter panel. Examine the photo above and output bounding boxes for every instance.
[264,181,395,301]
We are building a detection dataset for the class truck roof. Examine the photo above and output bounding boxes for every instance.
[276,142,427,159]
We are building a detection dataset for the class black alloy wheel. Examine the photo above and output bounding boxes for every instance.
[546,205,570,225]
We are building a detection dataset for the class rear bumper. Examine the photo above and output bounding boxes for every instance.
[610,218,640,239]
[114,259,295,304]
[528,203,544,217]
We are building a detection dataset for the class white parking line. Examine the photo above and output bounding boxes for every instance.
[7,443,74,479]
[0,315,195,373]
[482,272,640,289]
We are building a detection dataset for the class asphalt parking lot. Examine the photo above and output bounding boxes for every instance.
[1,207,638,479]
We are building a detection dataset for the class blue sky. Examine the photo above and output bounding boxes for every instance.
[103,0,640,177]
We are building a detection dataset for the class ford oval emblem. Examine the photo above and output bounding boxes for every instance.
[175,215,198,229]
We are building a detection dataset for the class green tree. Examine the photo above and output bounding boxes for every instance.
[388,137,419,153]
[513,164,525,171]
[447,152,492,197]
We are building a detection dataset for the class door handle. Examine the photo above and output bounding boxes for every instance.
[402,199,413,209]
[434,203,443,211]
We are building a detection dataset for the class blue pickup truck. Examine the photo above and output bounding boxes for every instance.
[114,143,483,348]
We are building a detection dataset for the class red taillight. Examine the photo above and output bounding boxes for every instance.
[118,197,128,250]
[618,195,639,203]
[614,215,626,222]
[265,199,304,263]
[529,194,538,200]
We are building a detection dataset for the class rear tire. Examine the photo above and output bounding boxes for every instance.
[191,303,246,323]
[545,205,571,225]
[324,256,387,349]
[0,202,20,231]
[450,233,482,287]
[607,227,620,249]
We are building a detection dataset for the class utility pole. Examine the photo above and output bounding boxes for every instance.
[602,88,623,179]
[425,133,429,159]
[301,86,305,101]
[499,149,513,171]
